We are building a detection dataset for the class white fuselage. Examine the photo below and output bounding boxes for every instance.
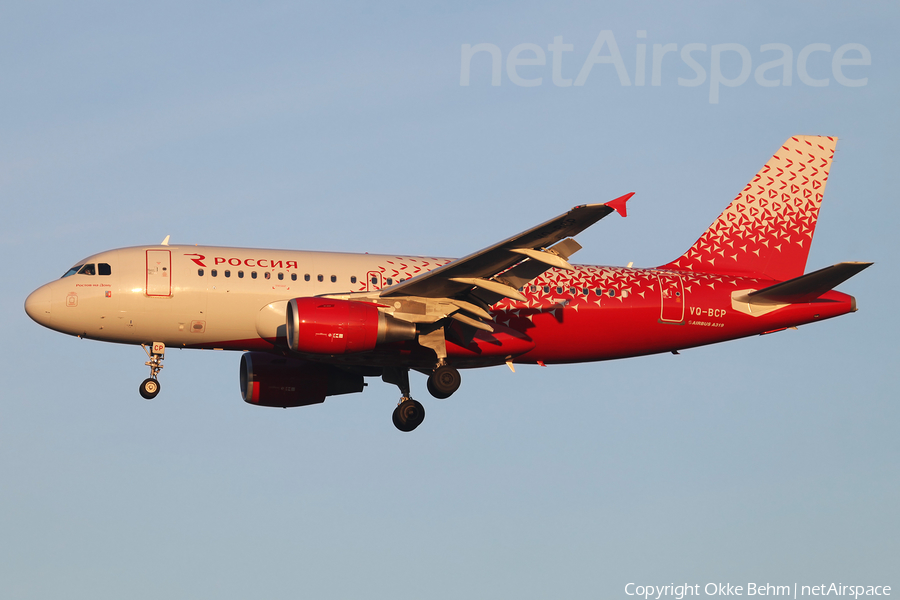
[25,245,452,350]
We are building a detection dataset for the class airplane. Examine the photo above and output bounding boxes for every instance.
[24,136,871,432]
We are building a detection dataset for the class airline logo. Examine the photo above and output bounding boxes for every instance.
[185,253,299,270]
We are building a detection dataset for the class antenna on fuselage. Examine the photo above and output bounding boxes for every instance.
[160,235,170,246]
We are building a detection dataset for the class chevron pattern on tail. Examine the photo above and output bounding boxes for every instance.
[663,136,837,282]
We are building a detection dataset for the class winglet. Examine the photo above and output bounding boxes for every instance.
[604,192,634,218]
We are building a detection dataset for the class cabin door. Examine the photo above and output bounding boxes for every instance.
[657,272,685,323]
[146,250,172,297]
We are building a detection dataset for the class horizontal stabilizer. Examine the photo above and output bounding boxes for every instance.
[745,262,872,305]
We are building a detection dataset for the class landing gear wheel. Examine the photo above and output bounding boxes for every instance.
[426,377,449,399]
[392,399,425,432]
[427,365,461,399]
[139,378,161,400]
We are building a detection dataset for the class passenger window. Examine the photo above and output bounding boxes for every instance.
[531,285,536,292]
[99,263,111,276]
[278,273,284,280]
[224,270,231,278]
[331,275,337,283]
[595,288,603,296]
[317,274,324,282]
[251,272,257,279]
[556,286,563,294]
[372,276,378,285]
[238,271,244,278]
[291,273,297,281]
[608,289,616,297]
[198,269,204,276]
[264,272,271,280]
[569,287,576,294]
[78,264,96,275]
[304,274,310,282]
[582,288,589,295]
[351,276,357,284]
[386,277,392,285]
[543,286,550,293]
[211,269,218,277]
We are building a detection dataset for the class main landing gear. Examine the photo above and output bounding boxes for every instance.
[383,364,463,432]
[383,367,426,432]
[426,364,461,399]
[392,398,425,433]
[139,342,165,400]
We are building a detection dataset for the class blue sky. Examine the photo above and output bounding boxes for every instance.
[1,2,897,598]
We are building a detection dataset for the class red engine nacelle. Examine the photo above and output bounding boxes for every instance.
[239,352,365,408]
[286,297,416,355]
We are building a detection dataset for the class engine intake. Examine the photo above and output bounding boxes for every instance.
[286,297,416,355]
[240,352,364,408]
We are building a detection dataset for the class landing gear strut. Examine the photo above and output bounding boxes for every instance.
[427,364,461,399]
[139,342,165,400]
[383,367,425,432]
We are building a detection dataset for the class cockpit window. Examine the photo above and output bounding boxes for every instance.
[98,263,111,276]
[61,264,84,278]
[77,264,96,275]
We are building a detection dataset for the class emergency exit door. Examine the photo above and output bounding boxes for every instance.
[366,271,383,292]
[146,250,172,297]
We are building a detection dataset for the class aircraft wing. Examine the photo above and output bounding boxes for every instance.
[380,194,632,301]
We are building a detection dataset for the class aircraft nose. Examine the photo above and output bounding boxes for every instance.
[25,285,52,327]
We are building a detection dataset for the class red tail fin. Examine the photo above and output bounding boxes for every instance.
[661,136,837,281]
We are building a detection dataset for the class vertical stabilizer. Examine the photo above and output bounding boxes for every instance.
[661,136,837,281]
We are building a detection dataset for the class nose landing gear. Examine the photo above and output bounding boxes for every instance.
[139,342,165,400]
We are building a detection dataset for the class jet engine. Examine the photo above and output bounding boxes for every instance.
[286,297,416,355]
[240,351,365,408]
